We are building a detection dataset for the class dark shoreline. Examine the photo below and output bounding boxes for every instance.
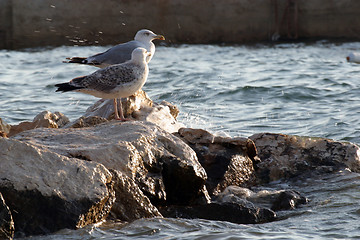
[1,0,360,49]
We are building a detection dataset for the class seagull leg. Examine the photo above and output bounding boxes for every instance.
[113,98,121,120]
[113,98,131,121]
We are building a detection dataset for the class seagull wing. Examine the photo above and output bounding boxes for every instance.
[73,65,136,93]
[87,40,146,66]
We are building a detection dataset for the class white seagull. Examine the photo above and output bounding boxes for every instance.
[346,52,360,64]
[56,48,150,121]
[64,29,165,68]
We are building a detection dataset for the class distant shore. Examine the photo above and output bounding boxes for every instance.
[1,0,360,49]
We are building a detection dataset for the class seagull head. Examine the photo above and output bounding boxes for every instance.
[131,47,150,64]
[134,29,165,43]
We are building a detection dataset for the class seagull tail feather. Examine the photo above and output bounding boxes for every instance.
[55,82,82,92]
[64,57,88,64]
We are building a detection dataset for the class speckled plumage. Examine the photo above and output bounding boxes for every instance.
[71,62,147,99]
[56,47,149,120]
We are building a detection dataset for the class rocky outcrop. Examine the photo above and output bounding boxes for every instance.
[14,121,210,206]
[6,96,360,236]
[176,128,259,196]
[0,193,14,240]
[0,137,115,237]
[8,111,69,137]
[250,133,360,183]
[66,90,184,133]
[7,90,182,137]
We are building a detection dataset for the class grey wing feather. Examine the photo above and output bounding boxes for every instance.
[87,40,146,65]
[77,65,135,92]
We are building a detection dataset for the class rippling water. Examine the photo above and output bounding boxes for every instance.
[2,41,360,239]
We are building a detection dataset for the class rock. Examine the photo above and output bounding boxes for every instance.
[216,186,308,211]
[8,111,69,137]
[176,128,260,196]
[271,190,309,211]
[249,133,360,182]
[34,111,70,128]
[159,202,276,224]
[68,116,109,128]
[14,121,210,206]
[108,169,162,221]
[66,90,184,133]
[159,100,180,119]
[79,90,153,121]
[0,193,14,240]
[215,186,256,208]
[132,102,185,133]
[0,137,115,237]
[0,132,8,138]
[0,118,10,135]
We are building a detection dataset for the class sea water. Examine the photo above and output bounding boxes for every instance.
[2,41,360,239]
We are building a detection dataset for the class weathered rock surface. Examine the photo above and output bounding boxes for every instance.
[9,104,360,233]
[108,169,162,221]
[0,137,115,237]
[8,111,69,137]
[216,186,308,211]
[14,121,210,206]
[250,133,360,183]
[67,90,184,133]
[176,128,260,196]
[0,193,14,240]
[159,202,276,224]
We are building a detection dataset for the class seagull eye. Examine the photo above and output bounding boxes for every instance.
[145,32,150,36]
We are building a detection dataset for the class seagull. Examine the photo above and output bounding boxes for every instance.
[346,52,360,64]
[64,29,165,68]
[56,48,149,121]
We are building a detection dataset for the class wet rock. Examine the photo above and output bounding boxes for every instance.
[0,137,115,237]
[215,186,256,208]
[216,186,308,211]
[8,111,69,137]
[271,190,308,211]
[0,193,14,240]
[159,202,276,224]
[176,128,260,195]
[14,121,210,206]
[108,169,162,221]
[66,90,184,133]
[249,133,360,182]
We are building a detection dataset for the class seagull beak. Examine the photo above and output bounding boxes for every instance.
[154,34,165,40]
[346,56,350,62]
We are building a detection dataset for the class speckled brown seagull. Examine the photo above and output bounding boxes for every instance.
[55,47,149,121]
[64,29,165,68]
